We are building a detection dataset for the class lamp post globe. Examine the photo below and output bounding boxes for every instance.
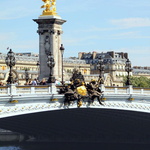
[60,44,65,55]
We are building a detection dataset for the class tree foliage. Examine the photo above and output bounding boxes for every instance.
[123,76,150,88]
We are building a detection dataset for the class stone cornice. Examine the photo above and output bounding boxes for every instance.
[33,18,66,26]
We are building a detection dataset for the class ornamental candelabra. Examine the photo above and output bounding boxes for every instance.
[97,56,105,84]
[60,44,65,85]
[125,58,132,86]
[5,49,16,84]
[47,52,55,83]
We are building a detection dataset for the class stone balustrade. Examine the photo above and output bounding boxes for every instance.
[104,86,150,95]
[0,84,150,96]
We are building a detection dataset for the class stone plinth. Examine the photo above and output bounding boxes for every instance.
[33,17,66,81]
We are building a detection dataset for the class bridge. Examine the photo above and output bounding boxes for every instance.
[0,84,150,118]
[0,84,150,143]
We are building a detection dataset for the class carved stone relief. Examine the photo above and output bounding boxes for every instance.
[44,35,51,55]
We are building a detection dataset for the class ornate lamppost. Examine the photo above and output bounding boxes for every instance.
[97,56,105,84]
[60,44,65,85]
[47,52,55,83]
[5,49,16,84]
[125,58,132,86]
[25,68,29,83]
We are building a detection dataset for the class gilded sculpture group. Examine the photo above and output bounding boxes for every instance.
[61,70,104,108]
[41,0,57,15]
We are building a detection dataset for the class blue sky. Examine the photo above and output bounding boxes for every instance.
[0,0,150,66]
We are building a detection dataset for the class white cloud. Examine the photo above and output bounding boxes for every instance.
[58,0,103,13]
[110,31,150,39]
[0,32,16,41]
[121,47,150,66]
[0,0,40,20]
[0,32,17,51]
[118,47,150,54]
[0,32,38,53]
[63,35,99,46]
[110,0,150,8]
[79,27,117,32]
[13,40,38,51]
[0,8,38,20]
[113,31,138,38]
[110,18,150,28]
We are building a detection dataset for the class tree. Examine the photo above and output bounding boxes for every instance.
[123,76,150,88]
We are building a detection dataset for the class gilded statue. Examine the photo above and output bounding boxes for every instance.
[41,0,57,16]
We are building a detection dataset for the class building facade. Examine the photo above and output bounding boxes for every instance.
[0,53,91,85]
[63,58,90,77]
[1,51,146,86]
[78,51,130,86]
[133,66,150,79]
[0,53,39,85]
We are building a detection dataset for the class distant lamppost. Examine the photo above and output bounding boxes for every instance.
[25,68,29,83]
[79,65,81,71]
[97,56,105,84]
[60,44,65,85]
[5,49,16,84]
[125,58,132,86]
[47,52,55,83]
[36,61,40,80]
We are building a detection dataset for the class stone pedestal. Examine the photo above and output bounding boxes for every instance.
[48,83,58,94]
[127,85,133,94]
[33,16,66,81]
[8,84,17,96]
[100,84,105,92]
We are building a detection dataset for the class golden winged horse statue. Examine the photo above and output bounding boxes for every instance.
[41,0,57,15]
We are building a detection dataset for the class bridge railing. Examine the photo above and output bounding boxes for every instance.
[133,87,150,95]
[105,87,128,94]
[0,84,57,96]
[0,86,9,95]
[16,85,50,94]
[0,84,150,96]
[104,86,150,95]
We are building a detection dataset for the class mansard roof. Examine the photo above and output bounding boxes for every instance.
[133,67,150,74]
[79,51,128,65]
[0,53,39,62]
[63,58,87,64]
[81,53,92,59]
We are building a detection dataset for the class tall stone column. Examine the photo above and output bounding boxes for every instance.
[33,18,66,81]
